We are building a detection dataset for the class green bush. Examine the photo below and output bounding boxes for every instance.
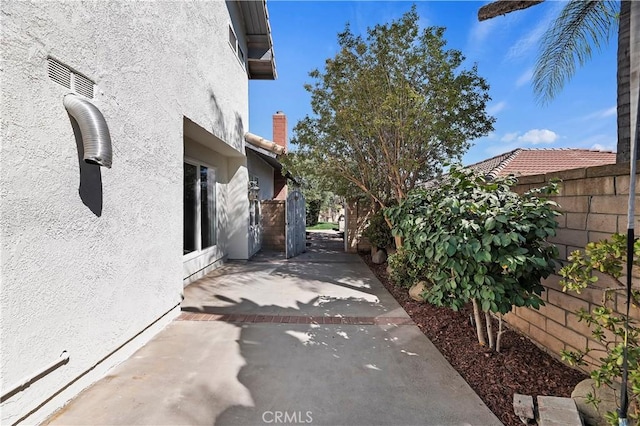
[559,233,640,425]
[363,209,394,249]
[388,247,420,288]
[306,199,321,227]
[386,165,560,348]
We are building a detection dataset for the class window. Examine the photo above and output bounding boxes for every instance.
[184,161,217,255]
[228,26,238,53]
[237,45,245,63]
[228,24,246,68]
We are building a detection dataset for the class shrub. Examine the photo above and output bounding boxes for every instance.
[306,199,321,227]
[388,247,421,288]
[363,209,394,249]
[559,233,640,425]
[386,165,561,349]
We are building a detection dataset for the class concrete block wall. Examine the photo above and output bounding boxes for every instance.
[506,162,639,371]
[261,200,286,251]
[345,199,373,253]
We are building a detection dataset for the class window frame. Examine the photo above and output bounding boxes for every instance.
[183,158,218,260]
[228,23,247,70]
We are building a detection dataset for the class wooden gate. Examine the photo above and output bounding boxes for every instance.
[286,190,306,258]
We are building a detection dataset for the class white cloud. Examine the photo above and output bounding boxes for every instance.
[487,101,507,115]
[601,106,617,117]
[582,106,617,120]
[501,132,519,142]
[576,134,617,152]
[591,143,615,152]
[465,20,496,60]
[498,129,559,144]
[506,2,563,61]
[515,68,534,88]
[506,22,546,60]
[518,129,559,144]
[468,18,498,46]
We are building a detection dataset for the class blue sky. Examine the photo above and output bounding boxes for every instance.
[248,1,618,166]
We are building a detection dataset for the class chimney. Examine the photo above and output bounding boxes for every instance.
[272,111,287,151]
[272,111,288,200]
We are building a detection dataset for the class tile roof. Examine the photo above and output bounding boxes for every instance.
[467,148,616,178]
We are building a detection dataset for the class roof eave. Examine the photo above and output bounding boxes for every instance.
[238,1,277,80]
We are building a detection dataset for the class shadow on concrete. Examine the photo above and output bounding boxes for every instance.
[182,231,404,318]
[46,233,501,426]
[208,297,495,426]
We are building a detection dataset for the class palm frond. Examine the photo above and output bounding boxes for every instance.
[533,0,618,105]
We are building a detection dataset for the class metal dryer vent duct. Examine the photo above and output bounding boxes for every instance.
[63,94,112,168]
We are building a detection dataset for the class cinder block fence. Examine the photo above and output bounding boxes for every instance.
[345,199,374,253]
[345,162,639,372]
[261,200,286,251]
[506,162,639,371]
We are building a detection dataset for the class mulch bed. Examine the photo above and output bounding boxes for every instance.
[361,253,587,426]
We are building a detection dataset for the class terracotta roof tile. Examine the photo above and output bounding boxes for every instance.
[467,148,616,178]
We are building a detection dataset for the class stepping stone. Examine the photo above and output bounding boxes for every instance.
[513,393,534,424]
[538,396,583,426]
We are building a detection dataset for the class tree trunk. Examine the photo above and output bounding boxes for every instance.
[382,212,403,249]
[478,0,544,21]
[496,315,504,353]
[485,311,494,350]
[472,299,487,346]
[617,1,639,164]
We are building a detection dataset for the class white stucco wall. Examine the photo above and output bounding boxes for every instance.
[246,150,276,257]
[0,1,252,423]
[247,150,276,200]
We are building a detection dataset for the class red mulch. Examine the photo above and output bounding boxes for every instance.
[361,253,587,426]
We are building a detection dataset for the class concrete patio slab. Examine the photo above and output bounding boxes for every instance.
[45,232,502,426]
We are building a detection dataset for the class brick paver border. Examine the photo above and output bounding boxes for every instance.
[177,312,414,326]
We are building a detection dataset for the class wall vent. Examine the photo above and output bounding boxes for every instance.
[47,57,95,99]
[47,58,71,89]
[73,73,94,98]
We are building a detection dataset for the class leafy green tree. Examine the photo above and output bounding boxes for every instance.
[294,7,495,221]
[282,152,342,227]
[559,234,640,425]
[363,209,394,249]
[386,166,561,350]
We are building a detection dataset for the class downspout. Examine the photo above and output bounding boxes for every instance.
[63,94,112,168]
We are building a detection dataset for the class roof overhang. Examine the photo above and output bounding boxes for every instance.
[246,143,282,171]
[237,0,277,80]
[245,137,298,184]
[244,132,286,155]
